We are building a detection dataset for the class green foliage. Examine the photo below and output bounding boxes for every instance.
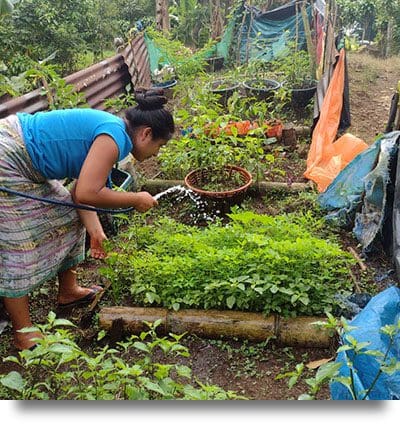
[159,81,280,182]
[0,0,153,79]
[100,211,355,317]
[145,27,216,79]
[279,314,400,400]
[271,46,315,89]
[169,0,210,48]
[0,312,242,400]
[11,0,93,73]
[103,84,137,114]
[0,0,14,16]
[158,121,271,181]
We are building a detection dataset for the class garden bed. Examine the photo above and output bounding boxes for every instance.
[0,184,389,400]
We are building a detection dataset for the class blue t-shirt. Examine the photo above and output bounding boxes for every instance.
[17,109,133,180]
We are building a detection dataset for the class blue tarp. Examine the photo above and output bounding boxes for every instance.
[330,286,400,400]
[236,3,310,63]
[145,1,313,69]
[318,132,400,251]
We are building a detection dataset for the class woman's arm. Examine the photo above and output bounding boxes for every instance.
[70,183,107,259]
[74,134,157,211]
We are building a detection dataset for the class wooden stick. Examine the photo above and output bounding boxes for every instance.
[348,266,362,294]
[347,247,367,272]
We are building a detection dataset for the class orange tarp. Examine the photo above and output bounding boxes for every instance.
[304,49,368,192]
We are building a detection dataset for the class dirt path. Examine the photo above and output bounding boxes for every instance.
[347,51,400,145]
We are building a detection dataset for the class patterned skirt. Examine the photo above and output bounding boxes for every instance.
[0,115,85,298]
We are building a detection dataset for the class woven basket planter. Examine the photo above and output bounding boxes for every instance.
[184,165,253,200]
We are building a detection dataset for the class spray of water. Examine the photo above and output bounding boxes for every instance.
[153,185,221,224]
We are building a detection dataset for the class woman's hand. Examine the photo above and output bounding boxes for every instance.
[131,191,158,212]
[89,229,108,259]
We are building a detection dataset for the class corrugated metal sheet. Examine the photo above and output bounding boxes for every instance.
[65,54,131,111]
[0,34,152,119]
[122,34,152,88]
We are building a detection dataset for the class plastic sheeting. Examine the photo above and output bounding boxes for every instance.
[304,49,364,192]
[353,133,399,252]
[318,132,400,252]
[236,5,309,63]
[330,286,400,400]
[393,147,400,279]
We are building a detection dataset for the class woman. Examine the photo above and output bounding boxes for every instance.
[0,89,174,350]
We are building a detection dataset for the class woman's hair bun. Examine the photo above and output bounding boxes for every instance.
[134,88,168,111]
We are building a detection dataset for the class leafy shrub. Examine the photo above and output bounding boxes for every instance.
[100,211,355,317]
[0,312,241,400]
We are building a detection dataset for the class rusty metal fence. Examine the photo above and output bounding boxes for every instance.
[0,34,152,119]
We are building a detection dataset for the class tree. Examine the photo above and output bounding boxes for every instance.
[156,0,170,33]
[11,0,94,72]
[0,0,14,16]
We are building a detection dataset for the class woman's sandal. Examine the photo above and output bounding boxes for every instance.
[57,285,103,308]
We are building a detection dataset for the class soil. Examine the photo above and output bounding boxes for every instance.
[346,50,400,145]
[1,50,398,401]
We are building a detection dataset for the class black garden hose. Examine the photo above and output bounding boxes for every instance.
[0,186,135,214]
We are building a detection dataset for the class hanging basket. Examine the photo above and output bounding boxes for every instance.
[184,165,253,200]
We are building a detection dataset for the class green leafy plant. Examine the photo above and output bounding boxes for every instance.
[0,54,88,108]
[100,210,355,317]
[23,56,88,109]
[103,84,137,113]
[277,313,400,400]
[271,46,316,90]
[0,312,242,400]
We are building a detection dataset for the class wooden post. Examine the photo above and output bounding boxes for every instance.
[301,1,316,78]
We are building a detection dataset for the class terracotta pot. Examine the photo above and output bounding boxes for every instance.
[184,165,252,200]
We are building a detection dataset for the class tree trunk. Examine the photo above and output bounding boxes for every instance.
[210,0,224,39]
[386,19,393,58]
[156,0,169,33]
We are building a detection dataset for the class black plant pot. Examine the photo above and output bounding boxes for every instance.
[290,84,317,109]
[205,56,224,72]
[242,79,281,102]
[210,80,240,106]
[151,79,178,99]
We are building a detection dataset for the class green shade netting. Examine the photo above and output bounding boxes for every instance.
[144,1,312,73]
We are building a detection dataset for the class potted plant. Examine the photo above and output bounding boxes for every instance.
[209,79,240,106]
[159,110,279,209]
[277,48,317,109]
[184,164,252,202]
[205,55,225,72]
[242,78,281,102]
[271,48,317,109]
[151,64,177,98]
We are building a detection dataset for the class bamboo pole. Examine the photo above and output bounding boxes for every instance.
[99,306,332,348]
